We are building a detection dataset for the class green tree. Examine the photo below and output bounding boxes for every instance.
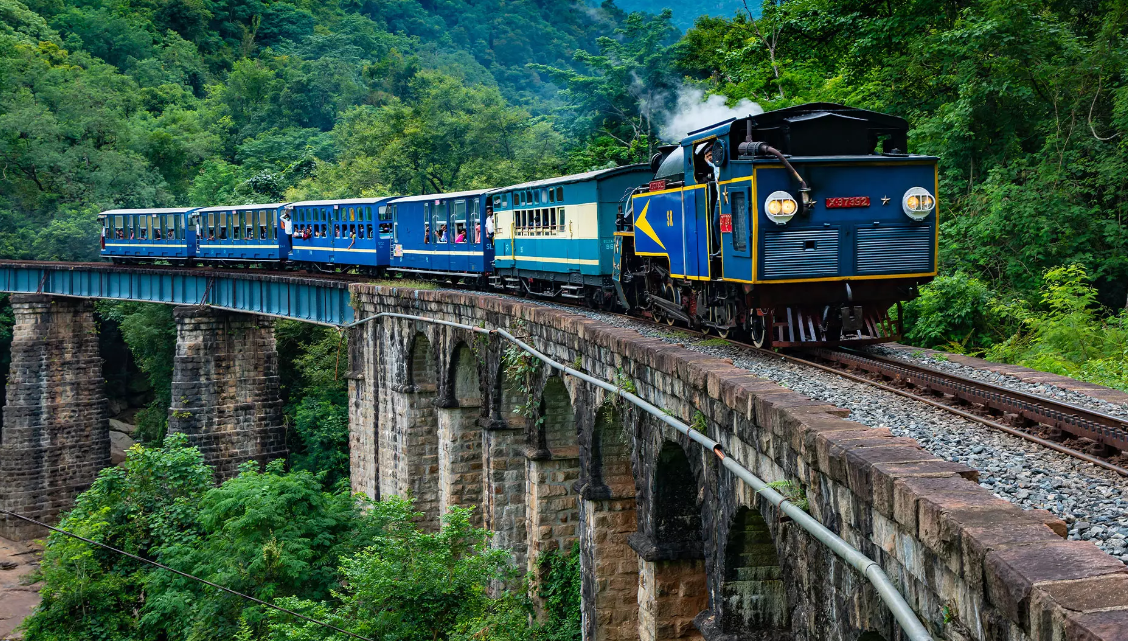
[533,9,679,168]
[22,433,214,641]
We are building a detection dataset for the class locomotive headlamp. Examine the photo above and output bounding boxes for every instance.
[902,187,936,221]
[765,190,799,224]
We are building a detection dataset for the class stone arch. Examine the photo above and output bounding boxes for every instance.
[494,362,525,428]
[436,341,483,526]
[590,403,635,497]
[526,375,582,617]
[654,440,704,553]
[718,506,788,638]
[540,376,577,456]
[449,342,480,406]
[638,440,709,641]
[408,331,436,390]
[580,402,640,641]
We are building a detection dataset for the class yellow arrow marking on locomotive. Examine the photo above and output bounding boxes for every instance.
[634,201,665,250]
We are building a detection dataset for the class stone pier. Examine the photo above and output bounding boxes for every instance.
[0,295,108,540]
[167,306,286,479]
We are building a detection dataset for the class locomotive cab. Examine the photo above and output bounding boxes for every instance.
[621,103,938,346]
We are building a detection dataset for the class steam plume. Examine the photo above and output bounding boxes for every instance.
[659,87,763,142]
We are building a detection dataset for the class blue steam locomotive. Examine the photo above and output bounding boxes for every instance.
[98,103,937,346]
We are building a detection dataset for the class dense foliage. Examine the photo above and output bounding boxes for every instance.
[22,435,536,641]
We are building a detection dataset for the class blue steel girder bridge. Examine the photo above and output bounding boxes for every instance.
[0,261,355,326]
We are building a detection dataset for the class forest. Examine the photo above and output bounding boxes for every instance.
[0,0,1126,637]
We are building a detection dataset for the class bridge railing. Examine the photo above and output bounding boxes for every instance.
[0,262,354,326]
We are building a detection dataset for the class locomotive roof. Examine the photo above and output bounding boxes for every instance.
[99,207,198,215]
[681,102,912,157]
[195,203,291,212]
[290,197,396,207]
[495,164,650,192]
[390,189,491,204]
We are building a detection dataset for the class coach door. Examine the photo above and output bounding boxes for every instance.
[723,184,753,281]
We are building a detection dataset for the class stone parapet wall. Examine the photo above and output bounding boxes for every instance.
[167,306,286,479]
[0,295,109,540]
[347,285,1128,641]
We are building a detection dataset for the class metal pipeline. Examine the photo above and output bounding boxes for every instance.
[341,309,935,641]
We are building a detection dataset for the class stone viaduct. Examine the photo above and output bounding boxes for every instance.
[2,274,1127,641]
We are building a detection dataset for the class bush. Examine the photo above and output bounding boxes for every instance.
[983,265,1128,391]
[901,273,1017,351]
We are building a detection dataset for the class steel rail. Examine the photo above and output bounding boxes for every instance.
[758,350,1128,477]
[342,310,936,641]
[817,348,1128,451]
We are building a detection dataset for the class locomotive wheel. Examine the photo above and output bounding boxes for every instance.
[750,315,768,348]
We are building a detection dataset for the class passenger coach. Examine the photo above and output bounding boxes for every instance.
[389,189,493,278]
[100,207,197,264]
[492,165,651,306]
[192,203,292,264]
[290,197,395,271]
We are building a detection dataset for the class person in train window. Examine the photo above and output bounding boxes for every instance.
[348,226,357,249]
[366,224,373,238]
[485,209,494,245]
[154,227,162,240]
[438,223,448,243]
[455,225,466,243]
[424,223,431,243]
[168,226,176,240]
[358,225,365,239]
[700,143,722,257]
[260,225,267,239]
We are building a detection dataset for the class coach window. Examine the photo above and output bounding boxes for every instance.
[167,216,175,240]
[453,200,467,243]
[549,207,557,232]
[556,187,564,202]
[217,212,227,240]
[469,199,479,244]
[392,205,399,243]
[558,208,566,233]
[548,189,555,204]
[140,214,150,240]
[436,200,449,243]
[542,188,549,203]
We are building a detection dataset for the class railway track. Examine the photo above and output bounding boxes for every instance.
[606,308,1128,476]
[790,347,1128,476]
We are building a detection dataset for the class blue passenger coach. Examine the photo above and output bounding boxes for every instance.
[192,203,292,263]
[290,197,395,271]
[99,208,198,263]
[388,190,493,278]
[491,166,651,304]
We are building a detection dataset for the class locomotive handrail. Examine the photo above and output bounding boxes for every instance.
[342,309,936,641]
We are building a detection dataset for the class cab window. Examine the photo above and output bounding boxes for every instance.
[556,187,564,202]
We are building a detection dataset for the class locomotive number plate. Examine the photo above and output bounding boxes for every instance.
[719,214,733,233]
[825,196,870,209]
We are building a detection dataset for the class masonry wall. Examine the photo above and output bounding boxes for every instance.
[0,295,109,540]
[167,306,286,480]
[347,285,1128,641]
